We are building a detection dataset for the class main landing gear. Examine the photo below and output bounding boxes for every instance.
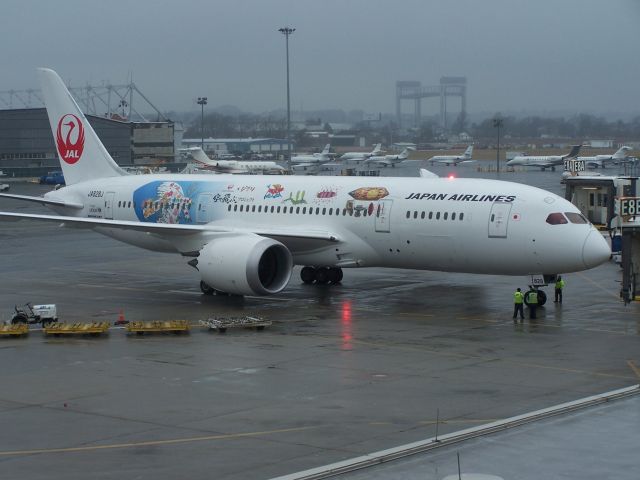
[300,266,343,285]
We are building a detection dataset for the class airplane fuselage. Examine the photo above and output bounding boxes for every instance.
[44,174,606,276]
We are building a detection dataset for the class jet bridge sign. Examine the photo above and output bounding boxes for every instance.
[616,197,640,218]
[563,159,585,173]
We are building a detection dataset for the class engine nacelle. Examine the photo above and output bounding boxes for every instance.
[198,234,293,296]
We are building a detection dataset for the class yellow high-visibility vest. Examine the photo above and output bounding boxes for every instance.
[514,291,524,304]
[529,291,538,304]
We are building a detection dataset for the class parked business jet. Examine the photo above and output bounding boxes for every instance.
[290,144,332,165]
[429,145,474,166]
[506,145,581,171]
[365,148,412,167]
[182,147,286,174]
[340,144,382,162]
[578,146,632,169]
[0,69,610,300]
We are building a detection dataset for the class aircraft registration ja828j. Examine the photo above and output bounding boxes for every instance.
[0,69,611,297]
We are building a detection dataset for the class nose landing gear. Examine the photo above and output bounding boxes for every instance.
[300,266,343,285]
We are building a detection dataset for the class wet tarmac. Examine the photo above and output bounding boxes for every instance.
[1,170,639,480]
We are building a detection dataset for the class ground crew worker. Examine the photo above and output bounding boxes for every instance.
[528,288,538,319]
[554,276,565,303]
[513,288,525,321]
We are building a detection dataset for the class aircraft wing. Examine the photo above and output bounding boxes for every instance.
[0,193,84,209]
[0,212,340,242]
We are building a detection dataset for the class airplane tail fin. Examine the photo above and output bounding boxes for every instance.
[321,144,331,155]
[38,68,126,186]
[188,147,215,166]
[371,143,382,155]
[399,148,410,160]
[464,145,473,158]
[564,145,581,159]
[613,146,631,159]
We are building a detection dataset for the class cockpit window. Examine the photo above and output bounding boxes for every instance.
[565,212,588,224]
[546,213,568,225]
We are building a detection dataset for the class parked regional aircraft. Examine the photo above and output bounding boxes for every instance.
[365,148,412,167]
[290,144,332,165]
[183,147,286,174]
[0,69,610,300]
[578,146,632,169]
[506,145,581,171]
[340,144,382,162]
[429,146,474,166]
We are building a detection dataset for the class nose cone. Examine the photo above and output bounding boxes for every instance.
[582,230,610,269]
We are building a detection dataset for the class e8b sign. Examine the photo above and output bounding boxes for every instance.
[620,197,640,216]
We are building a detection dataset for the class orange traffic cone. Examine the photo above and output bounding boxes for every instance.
[115,309,128,325]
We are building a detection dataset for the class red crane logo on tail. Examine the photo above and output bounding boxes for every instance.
[56,114,85,164]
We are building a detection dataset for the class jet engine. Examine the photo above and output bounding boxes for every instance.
[196,234,293,296]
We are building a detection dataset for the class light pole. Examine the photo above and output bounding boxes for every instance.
[493,116,503,173]
[197,97,207,151]
[279,26,295,171]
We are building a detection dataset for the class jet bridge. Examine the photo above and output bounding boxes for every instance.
[563,174,639,303]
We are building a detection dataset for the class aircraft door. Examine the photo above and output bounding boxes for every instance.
[104,192,115,219]
[375,199,393,233]
[488,201,512,238]
[196,193,214,224]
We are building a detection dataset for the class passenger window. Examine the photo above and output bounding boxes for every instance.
[316,208,320,215]
[289,207,293,214]
[421,212,425,219]
[459,212,464,220]
[296,207,300,214]
[322,208,326,215]
[329,208,333,215]
[413,211,418,219]
[443,212,448,220]
[546,213,568,225]
[227,204,231,211]
[252,205,256,212]
[270,206,275,213]
[452,212,456,220]
[258,205,262,212]
[303,207,307,214]
[343,208,347,216]
[429,212,433,219]
[118,201,121,207]
[234,205,238,212]
[277,206,281,213]
[406,211,410,219]
[490,213,494,222]
[436,212,440,220]
[565,212,588,224]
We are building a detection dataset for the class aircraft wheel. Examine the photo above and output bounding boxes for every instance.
[315,267,331,285]
[300,266,316,284]
[327,267,343,284]
[200,281,215,295]
[11,314,28,324]
[537,290,547,306]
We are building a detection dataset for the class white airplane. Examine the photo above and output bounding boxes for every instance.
[340,144,383,162]
[429,145,474,166]
[578,146,632,169]
[365,148,412,167]
[506,145,581,171]
[182,147,286,174]
[0,69,610,300]
[290,144,332,165]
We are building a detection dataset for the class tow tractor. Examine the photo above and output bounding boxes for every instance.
[11,303,58,326]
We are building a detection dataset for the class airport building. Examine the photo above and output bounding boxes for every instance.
[0,108,175,177]
[181,138,290,158]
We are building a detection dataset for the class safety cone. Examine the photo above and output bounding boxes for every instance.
[114,309,128,325]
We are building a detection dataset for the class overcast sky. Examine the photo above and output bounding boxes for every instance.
[1,0,639,117]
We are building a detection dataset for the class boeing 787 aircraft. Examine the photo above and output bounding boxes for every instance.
[0,69,610,299]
